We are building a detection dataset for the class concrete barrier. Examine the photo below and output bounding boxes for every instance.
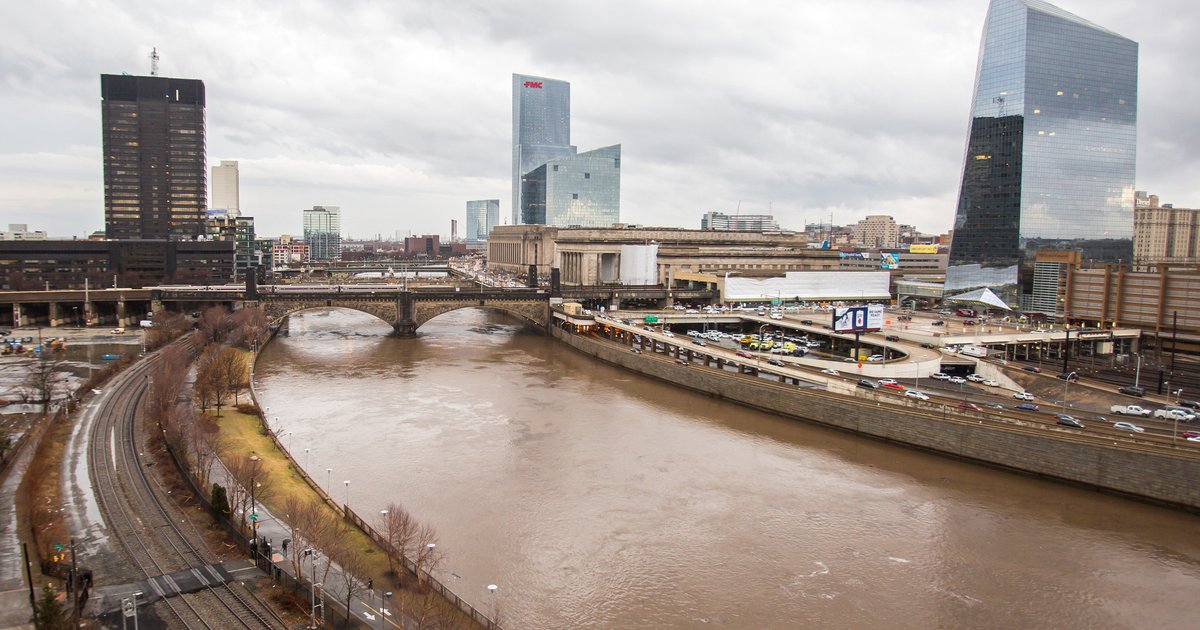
[554,328,1200,512]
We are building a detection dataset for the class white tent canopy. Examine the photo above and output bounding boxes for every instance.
[724,271,891,302]
[944,287,1013,311]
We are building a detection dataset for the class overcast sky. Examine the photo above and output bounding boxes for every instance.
[2,0,1196,240]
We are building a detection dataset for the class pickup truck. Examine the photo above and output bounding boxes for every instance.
[1110,404,1152,417]
[1153,408,1196,421]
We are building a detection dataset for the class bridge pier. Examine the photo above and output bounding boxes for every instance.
[392,321,418,338]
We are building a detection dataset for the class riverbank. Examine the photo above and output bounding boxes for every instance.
[552,327,1200,512]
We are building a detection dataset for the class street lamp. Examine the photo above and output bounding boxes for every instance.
[1060,371,1077,415]
[344,480,350,506]
[304,448,310,471]
[381,591,392,630]
[326,468,332,491]
[487,584,498,625]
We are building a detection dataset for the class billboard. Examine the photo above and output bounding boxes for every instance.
[908,244,939,254]
[881,253,900,269]
[833,304,884,333]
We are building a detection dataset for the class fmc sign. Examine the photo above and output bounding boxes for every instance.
[524,81,543,88]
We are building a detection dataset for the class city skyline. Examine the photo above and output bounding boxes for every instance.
[2,0,1197,240]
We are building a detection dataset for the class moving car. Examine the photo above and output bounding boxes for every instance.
[982,379,1000,387]
[958,401,980,411]
[736,351,754,359]
[1181,431,1200,439]
[949,376,967,385]
[820,368,840,376]
[767,357,784,366]
[1118,385,1146,397]
[1055,415,1085,429]
[1013,391,1036,401]
[882,382,906,391]
[857,379,880,389]
[867,354,885,362]
[1056,372,1080,381]
[1177,400,1200,410]
[878,379,897,386]
[692,339,706,346]
[967,374,986,382]
[1014,403,1040,412]
[1113,421,1145,433]
[931,372,951,380]
[885,335,900,342]
[1153,408,1195,421]
[905,390,930,401]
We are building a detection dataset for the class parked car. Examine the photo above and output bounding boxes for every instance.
[858,379,880,389]
[1013,391,1036,401]
[1014,403,1040,412]
[675,358,689,365]
[867,354,885,362]
[1055,415,1085,429]
[1113,421,1146,433]
[905,390,930,401]
[931,372,951,380]
[1118,385,1146,397]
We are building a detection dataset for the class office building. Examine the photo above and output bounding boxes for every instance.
[466,200,500,245]
[700,212,781,232]
[513,74,574,226]
[101,73,207,240]
[0,239,234,290]
[520,145,622,227]
[945,0,1138,307]
[303,206,341,261]
[404,235,441,257]
[211,160,240,216]
[0,224,48,241]
[512,73,621,227]
[1132,192,1200,271]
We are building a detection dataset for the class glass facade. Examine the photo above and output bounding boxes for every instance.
[303,206,341,261]
[465,199,500,244]
[946,0,1138,306]
[521,145,622,228]
[512,74,575,225]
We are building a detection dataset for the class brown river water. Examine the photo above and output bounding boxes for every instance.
[253,308,1200,629]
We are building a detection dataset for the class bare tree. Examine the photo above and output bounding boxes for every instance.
[146,344,189,427]
[21,357,64,414]
[331,541,373,628]
[195,345,245,416]
[378,503,419,581]
[226,453,267,535]
[228,307,269,351]
[146,310,193,350]
[413,523,443,590]
[198,305,232,345]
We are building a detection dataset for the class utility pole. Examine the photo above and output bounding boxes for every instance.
[149,47,159,76]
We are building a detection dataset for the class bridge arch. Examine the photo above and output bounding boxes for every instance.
[409,299,549,334]
[259,299,399,329]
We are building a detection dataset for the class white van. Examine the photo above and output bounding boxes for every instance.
[111,327,126,334]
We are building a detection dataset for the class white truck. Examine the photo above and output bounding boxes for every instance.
[1153,407,1196,421]
[1110,404,1152,417]
[959,344,989,358]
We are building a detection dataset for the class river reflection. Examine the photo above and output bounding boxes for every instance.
[254,308,1200,629]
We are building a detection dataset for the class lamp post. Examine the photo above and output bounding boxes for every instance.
[1060,371,1077,414]
[344,480,350,506]
[381,591,392,630]
[326,468,332,492]
[304,448,310,471]
[487,584,498,626]
[1134,352,1142,388]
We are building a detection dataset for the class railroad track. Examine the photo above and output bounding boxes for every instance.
[86,340,288,629]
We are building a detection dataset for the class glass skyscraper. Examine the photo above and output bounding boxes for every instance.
[512,74,575,226]
[303,205,341,261]
[946,0,1138,307]
[465,199,500,244]
[521,145,622,227]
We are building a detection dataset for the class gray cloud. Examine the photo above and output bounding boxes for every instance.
[0,0,1195,240]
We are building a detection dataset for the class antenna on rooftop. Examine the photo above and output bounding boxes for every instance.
[149,47,160,76]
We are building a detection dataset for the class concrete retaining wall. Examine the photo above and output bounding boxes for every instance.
[553,328,1200,512]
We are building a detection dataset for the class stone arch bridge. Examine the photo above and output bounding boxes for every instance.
[254,288,551,336]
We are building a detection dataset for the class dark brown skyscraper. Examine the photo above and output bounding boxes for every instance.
[101,74,207,240]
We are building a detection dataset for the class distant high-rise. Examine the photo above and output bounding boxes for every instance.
[701,212,781,233]
[466,200,500,244]
[303,206,341,261]
[101,73,207,240]
[211,160,240,216]
[946,0,1138,306]
[512,74,575,225]
[520,145,622,227]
